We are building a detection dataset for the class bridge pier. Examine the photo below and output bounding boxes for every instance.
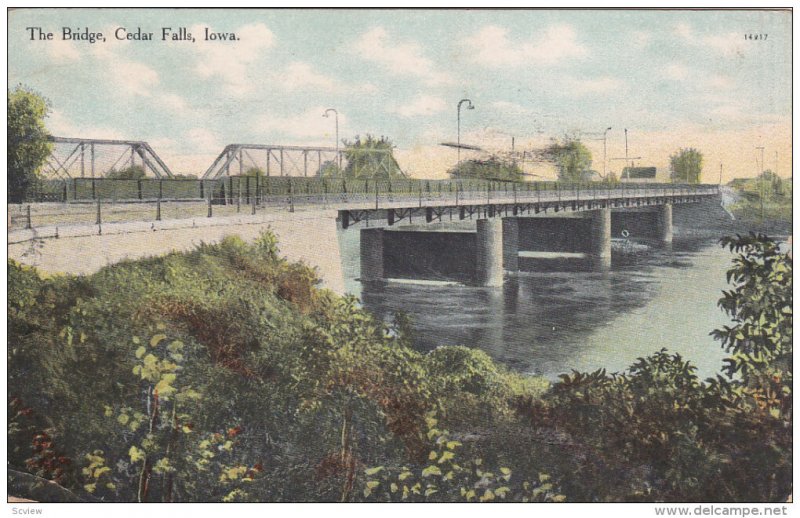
[360,228,384,282]
[589,208,611,270]
[656,203,673,244]
[502,217,519,273]
[476,218,504,287]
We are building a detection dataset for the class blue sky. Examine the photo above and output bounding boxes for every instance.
[8,8,792,180]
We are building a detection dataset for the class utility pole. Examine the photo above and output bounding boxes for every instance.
[719,163,723,185]
[603,127,612,179]
[775,150,779,178]
[624,128,630,178]
[756,146,765,220]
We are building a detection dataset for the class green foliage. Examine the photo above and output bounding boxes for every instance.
[106,165,146,180]
[728,174,791,225]
[713,233,792,416]
[342,135,404,180]
[543,136,593,182]
[243,167,265,177]
[8,85,52,202]
[669,147,703,184]
[6,231,792,503]
[447,156,524,182]
[360,414,564,502]
[317,160,343,178]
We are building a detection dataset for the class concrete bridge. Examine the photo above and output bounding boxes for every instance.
[9,181,719,292]
[339,182,716,286]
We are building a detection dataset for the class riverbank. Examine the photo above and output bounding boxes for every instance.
[7,231,792,503]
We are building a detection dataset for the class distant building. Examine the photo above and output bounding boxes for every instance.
[621,166,657,182]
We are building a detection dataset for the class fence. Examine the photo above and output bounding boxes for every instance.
[10,179,717,232]
[28,176,698,202]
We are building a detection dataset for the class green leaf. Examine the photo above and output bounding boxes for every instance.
[365,466,384,476]
[167,340,184,353]
[128,445,145,463]
[134,346,146,359]
[150,334,167,347]
[479,489,495,502]
[421,465,441,477]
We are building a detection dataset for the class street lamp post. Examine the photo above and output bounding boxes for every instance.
[457,99,474,165]
[603,127,612,179]
[323,108,339,170]
[756,146,765,220]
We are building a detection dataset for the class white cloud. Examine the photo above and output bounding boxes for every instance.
[156,93,189,112]
[282,62,336,91]
[186,127,221,151]
[46,109,126,140]
[46,39,81,61]
[565,76,624,95]
[191,22,276,96]
[148,137,178,152]
[352,27,452,86]
[464,24,587,67]
[663,63,689,81]
[255,106,347,141]
[705,74,734,90]
[79,25,160,97]
[703,32,746,57]
[632,30,652,48]
[110,60,160,97]
[389,95,447,118]
[672,23,745,57]
[673,23,692,40]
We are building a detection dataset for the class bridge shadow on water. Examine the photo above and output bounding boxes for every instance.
[342,232,731,380]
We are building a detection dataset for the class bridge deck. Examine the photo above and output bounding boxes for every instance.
[9,183,719,232]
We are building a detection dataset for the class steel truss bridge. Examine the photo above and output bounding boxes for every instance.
[202,144,403,180]
[40,137,404,181]
[44,137,174,179]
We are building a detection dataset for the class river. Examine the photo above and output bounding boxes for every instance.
[339,231,739,381]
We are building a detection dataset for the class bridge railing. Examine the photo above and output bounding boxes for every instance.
[10,179,719,231]
[24,176,717,203]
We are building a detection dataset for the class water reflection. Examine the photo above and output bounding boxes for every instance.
[341,229,733,380]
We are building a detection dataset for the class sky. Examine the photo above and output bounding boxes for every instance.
[7,8,792,181]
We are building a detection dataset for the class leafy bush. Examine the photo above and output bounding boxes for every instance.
[6,232,791,502]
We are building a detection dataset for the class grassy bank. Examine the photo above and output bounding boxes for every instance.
[727,177,792,232]
[7,232,792,502]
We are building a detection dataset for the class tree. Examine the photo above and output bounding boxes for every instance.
[759,170,785,196]
[447,156,524,182]
[543,137,592,182]
[106,165,146,180]
[243,167,265,177]
[342,135,404,180]
[318,160,343,178]
[669,148,703,184]
[713,233,792,405]
[8,86,52,202]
